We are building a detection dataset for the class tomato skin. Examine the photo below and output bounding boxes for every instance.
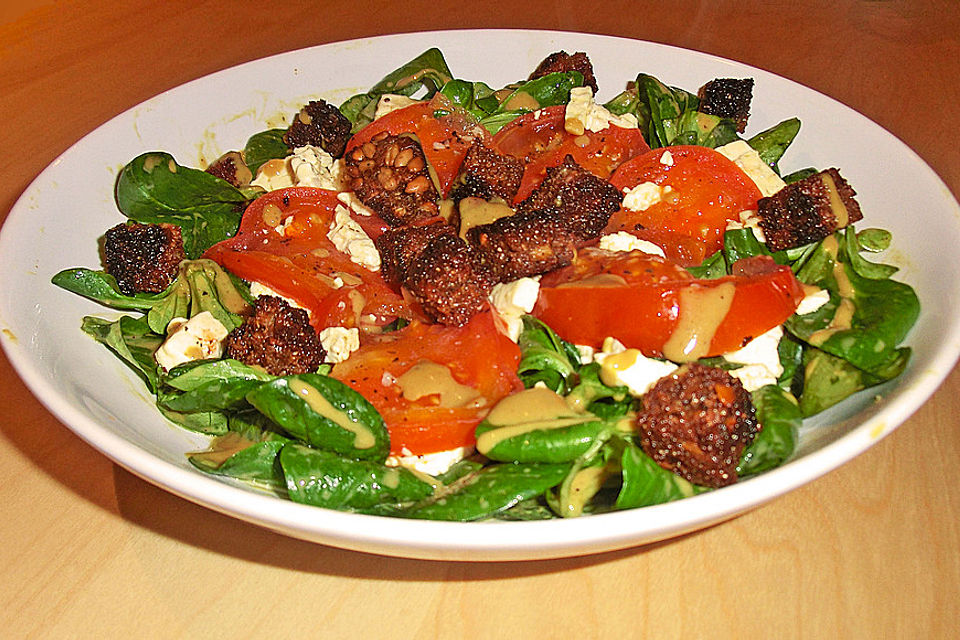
[330,311,523,455]
[346,99,490,196]
[203,188,408,331]
[491,105,650,203]
[606,145,762,265]
[534,250,803,359]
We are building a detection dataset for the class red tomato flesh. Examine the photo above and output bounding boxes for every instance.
[203,187,408,332]
[606,145,762,266]
[533,249,804,360]
[491,105,650,203]
[331,311,523,455]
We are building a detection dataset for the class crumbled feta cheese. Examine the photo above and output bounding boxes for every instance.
[374,94,420,120]
[796,287,831,315]
[715,140,786,197]
[336,191,375,217]
[385,446,473,476]
[327,206,380,271]
[594,336,678,396]
[564,87,639,136]
[289,145,343,190]
[725,209,767,243]
[489,277,541,342]
[251,158,296,191]
[250,145,344,192]
[659,150,674,166]
[724,326,783,391]
[621,181,670,212]
[155,311,229,370]
[574,344,595,365]
[318,326,360,363]
[598,231,666,257]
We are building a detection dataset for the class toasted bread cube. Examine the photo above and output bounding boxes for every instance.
[757,168,864,251]
[104,222,185,294]
[698,78,754,132]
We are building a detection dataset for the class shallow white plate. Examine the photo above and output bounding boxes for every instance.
[2,29,959,562]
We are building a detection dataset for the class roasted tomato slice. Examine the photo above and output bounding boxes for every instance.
[491,105,650,203]
[203,187,408,332]
[345,97,490,196]
[331,311,523,455]
[606,145,762,266]
[533,248,804,360]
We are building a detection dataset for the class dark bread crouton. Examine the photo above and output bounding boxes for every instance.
[758,168,863,251]
[517,155,623,241]
[104,222,185,294]
[401,234,496,326]
[447,141,524,204]
[638,363,759,488]
[225,296,325,376]
[467,207,578,282]
[530,51,599,93]
[284,99,352,158]
[698,78,754,132]
[344,132,441,227]
[374,221,457,289]
[205,151,253,188]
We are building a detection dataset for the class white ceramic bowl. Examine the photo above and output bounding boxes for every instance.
[2,29,959,561]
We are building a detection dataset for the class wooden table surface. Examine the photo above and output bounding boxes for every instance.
[2,1,958,637]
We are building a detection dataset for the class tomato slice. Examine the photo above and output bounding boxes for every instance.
[533,249,804,360]
[346,98,490,196]
[606,145,762,266]
[331,311,523,455]
[203,187,408,332]
[491,105,651,203]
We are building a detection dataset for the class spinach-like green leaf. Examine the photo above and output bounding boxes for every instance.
[516,315,581,393]
[857,228,892,252]
[52,269,171,310]
[843,225,898,279]
[115,152,253,258]
[243,129,288,174]
[401,462,571,521]
[616,441,703,509]
[247,373,390,461]
[280,444,434,511]
[81,315,162,392]
[157,400,229,434]
[747,117,801,170]
[146,259,251,334]
[686,250,727,279]
[164,358,274,392]
[339,47,453,131]
[188,431,289,488]
[564,362,632,419]
[738,385,800,476]
[798,346,910,416]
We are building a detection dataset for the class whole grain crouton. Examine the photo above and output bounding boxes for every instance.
[104,222,185,294]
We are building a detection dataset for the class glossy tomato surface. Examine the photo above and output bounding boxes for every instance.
[492,105,650,202]
[534,249,804,359]
[331,311,523,455]
[607,145,762,266]
[203,187,407,332]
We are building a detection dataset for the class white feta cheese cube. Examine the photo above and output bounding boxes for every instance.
[621,181,670,213]
[724,326,784,391]
[327,206,380,271]
[796,287,831,315]
[251,157,296,191]
[594,337,678,397]
[598,231,666,257]
[564,87,639,136]
[289,145,344,191]
[374,94,420,120]
[715,140,786,197]
[155,311,229,370]
[489,277,541,342]
[248,281,306,312]
[659,150,674,166]
[385,446,474,476]
[318,326,360,364]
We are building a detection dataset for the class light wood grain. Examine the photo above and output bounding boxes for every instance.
[1,1,958,637]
